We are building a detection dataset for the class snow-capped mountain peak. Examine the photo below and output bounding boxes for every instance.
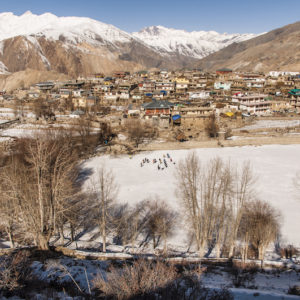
[133,25,258,59]
[0,11,133,45]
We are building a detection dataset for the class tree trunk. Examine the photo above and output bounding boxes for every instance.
[102,225,106,253]
[163,234,167,255]
[7,230,15,248]
[258,245,265,261]
[37,233,50,250]
[215,243,221,259]
[228,243,235,258]
[242,232,249,263]
[59,226,65,245]
[198,241,206,257]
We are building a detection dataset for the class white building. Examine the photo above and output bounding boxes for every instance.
[189,91,210,100]
[232,94,271,115]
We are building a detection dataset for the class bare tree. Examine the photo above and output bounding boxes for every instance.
[113,202,147,249]
[176,152,217,257]
[76,116,92,144]
[32,97,54,120]
[205,113,219,138]
[89,166,118,252]
[240,200,280,261]
[0,160,19,248]
[125,119,156,148]
[143,199,177,253]
[176,153,254,258]
[99,122,114,145]
[226,162,254,258]
[0,131,79,250]
[213,161,234,258]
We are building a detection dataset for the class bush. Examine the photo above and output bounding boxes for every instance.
[0,250,31,292]
[229,261,258,288]
[288,285,300,296]
[92,259,177,299]
[93,260,234,300]
[205,114,219,138]
[160,274,233,300]
[279,245,299,259]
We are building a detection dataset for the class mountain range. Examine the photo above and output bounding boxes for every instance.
[0,11,299,91]
[0,12,255,79]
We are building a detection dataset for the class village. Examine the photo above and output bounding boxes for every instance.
[1,68,300,154]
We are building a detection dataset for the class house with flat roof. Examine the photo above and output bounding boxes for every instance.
[232,94,271,115]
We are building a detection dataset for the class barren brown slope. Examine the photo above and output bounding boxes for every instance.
[0,35,196,79]
[197,21,300,72]
[0,69,70,92]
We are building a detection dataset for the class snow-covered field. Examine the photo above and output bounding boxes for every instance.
[83,145,300,248]
[239,120,300,131]
[0,126,43,137]
[0,123,100,138]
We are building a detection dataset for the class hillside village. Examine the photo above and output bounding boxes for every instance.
[1,68,300,153]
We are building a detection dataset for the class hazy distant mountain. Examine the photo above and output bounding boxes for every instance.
[197,21,300,72]
[132,25,257,59]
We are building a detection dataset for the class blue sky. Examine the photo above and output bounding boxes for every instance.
[1,0,300,33]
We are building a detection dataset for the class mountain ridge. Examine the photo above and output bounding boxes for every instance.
[196,21,300,72]
[0,11,258,78]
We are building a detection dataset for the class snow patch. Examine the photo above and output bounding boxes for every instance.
[0,61,10,74]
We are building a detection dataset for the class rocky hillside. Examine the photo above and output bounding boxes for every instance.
[0,69,70,92]
[197,21,300,72]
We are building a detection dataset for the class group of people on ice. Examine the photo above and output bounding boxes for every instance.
[140,153,175,170]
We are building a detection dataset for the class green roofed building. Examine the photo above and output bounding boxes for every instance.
[289,89,300,112]
[289,89,300,96]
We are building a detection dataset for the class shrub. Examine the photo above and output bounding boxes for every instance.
[229,261,258,288]
[279,245,299,259]
[0,250,31,292]
[288,285,300,296]
[161,274,233,300]
[92,259,177,299]
[205,114,219,138]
